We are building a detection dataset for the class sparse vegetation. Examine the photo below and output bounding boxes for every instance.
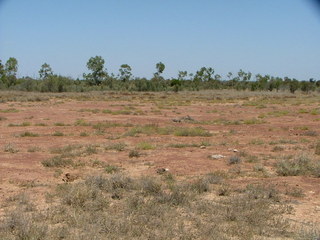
[19,131,39,137]
[3,143,19,153]
[0,91,319,239]
[316,141,320,155]
[136,141,155,150]
[105,142,127,152]
[52,131,64,136]
[0,173,296,239]
[276,154,319,177]
[129,150,141,158]
[42,156,73,167]
[228,156,241,165]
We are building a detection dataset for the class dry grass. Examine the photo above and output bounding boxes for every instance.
[0,173,304,240]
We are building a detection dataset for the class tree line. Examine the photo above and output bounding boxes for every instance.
[0,56,319,93]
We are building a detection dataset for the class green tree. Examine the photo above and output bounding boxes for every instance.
[178,71,187,81]
[39,63,53,80]
[4,57,18,87]
[289,79,299,94]
[83,56,106,85]
[204,67,214,81]
[119,64,132,82]
[0,60,4,81]
[170,79,182,92]
[155,62,165,77]
[5,57,18,77]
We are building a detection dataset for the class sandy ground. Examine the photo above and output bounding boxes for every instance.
[0,91,319,226]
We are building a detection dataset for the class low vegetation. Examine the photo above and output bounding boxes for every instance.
[276,154,320,177]
[0,173,303,240]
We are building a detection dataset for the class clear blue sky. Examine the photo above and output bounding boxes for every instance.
[1,0,320,80]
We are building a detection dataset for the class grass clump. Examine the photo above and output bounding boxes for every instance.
[20,131,39,137]
[316,141,320,155]
[0,108,19,113]
[52,131,64,136]
[136,141,155,150]
[228,156,241,165]
[173,127,212,137]
[105,165,120,174]
[129,150,141,158]
[74,119,91,126]
[80,132,89,137]
[27,146,41,152]
[54,122,68,126]
[42,156,73,168]
[8,122,31,127]
[3,143,19,153]
[276,154,318,176]
[105,142,127,152]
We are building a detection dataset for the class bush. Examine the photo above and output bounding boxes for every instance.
[276,154,313,176]
[228,156,241,165]
[129,150,140,158]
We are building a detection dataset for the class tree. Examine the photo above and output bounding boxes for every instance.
[5,57,18,77]
[289,79,299,94]
[119,64,132,82]
[204,67,214,81]
[155,62,165,77]
[83,56,106,85]
[170,79,182,92]
[39,63,53,80]
[4,57,18,87]
[0,60,4,80]
[178,71,187,81]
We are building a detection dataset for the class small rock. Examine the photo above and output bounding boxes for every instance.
[200,146,206,149]
[315,206,320,212]
[156,168,169,174]
[210,154,225,159]
[228,148,238,152]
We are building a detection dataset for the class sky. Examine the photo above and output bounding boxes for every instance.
[0,0,320,80]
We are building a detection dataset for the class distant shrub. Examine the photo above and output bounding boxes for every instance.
[228,156,241,165]
[129,150,140,158]
[20,131,39,137]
